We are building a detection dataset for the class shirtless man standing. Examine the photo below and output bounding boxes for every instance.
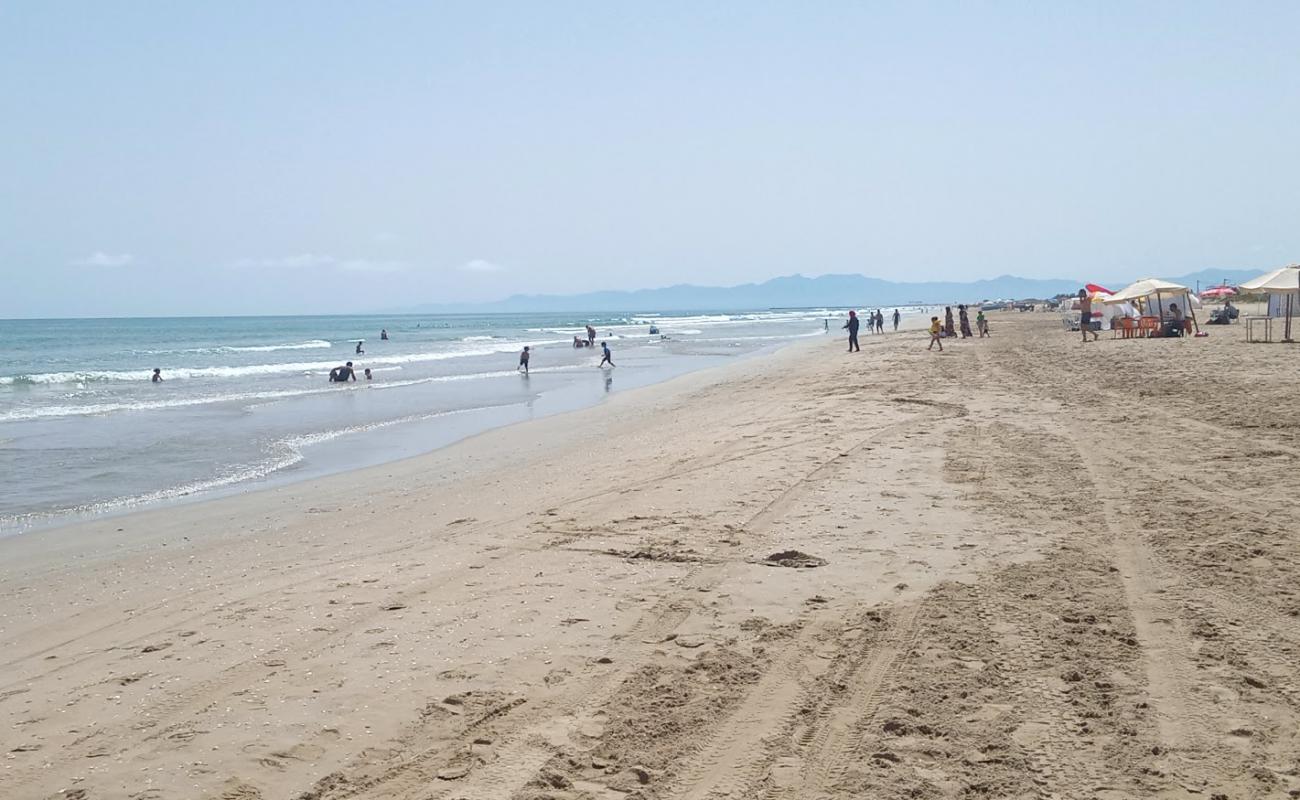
[1078,289,1099,342]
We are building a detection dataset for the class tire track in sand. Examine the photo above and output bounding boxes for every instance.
[420,414,931,800]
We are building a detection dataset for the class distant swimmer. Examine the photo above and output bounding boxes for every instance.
[364,368,373,380]
[380,328,388,341]
[586,325,596,346]
[599,341,614,367]
[519,345,530,374]
[329,361,358,382]
[355,341,365,355]
[151,368,163,383]
[893,309,900,331]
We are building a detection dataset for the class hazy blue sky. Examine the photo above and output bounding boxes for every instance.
[2,2,1298,317]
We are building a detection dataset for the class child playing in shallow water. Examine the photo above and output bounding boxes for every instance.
[928,316,944,351]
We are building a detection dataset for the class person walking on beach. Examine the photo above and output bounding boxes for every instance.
[893,309,901,331]
[876,310,885,334]
[518,345,531,374]
[843,310,860,352]
[944,307,956,338]
[958,305,973,338]
[928,316,944,351]
[977,309,990,337]
[151,368,163,383]
[1077,289,1099,342]
[599,341,614,367]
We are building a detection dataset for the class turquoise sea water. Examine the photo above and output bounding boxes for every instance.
[0,310,838,533]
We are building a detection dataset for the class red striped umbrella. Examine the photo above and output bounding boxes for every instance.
[1200,285,1238,299]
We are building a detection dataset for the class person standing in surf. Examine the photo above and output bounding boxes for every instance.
[599,341,614,367]
[586,325,596,346]
[518,345,531,374]
[893,308,901,331]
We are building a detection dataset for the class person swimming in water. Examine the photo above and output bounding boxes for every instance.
[380,329,388,341]
[151,368,163,383]
[364,368,373,380]
[329,361,357,382]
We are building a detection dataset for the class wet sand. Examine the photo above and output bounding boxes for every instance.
[2,313,1298,800]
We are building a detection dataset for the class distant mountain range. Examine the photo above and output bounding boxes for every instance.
[404,268,1266,313]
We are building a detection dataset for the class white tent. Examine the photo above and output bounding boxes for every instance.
[1102,278,1198,333]
[1239,265,1300,292]
[1240,264,1300,341]
[1104,278,1189,304]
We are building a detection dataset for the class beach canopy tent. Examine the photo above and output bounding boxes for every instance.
[1102,278,1199,332]
[1239,264,1300,340]
[1239,265,1300,293]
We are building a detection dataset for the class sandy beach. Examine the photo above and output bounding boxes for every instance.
[3,312,1298,800]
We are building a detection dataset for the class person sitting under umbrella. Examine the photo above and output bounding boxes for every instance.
[1163,303,1186,337]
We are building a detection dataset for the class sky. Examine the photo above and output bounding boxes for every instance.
[2,2,1299,317]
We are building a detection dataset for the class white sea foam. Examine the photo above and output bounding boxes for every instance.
[0,363,586,421]
[0,339,570,386]
[0,387,338,422]
[135,339,333,355]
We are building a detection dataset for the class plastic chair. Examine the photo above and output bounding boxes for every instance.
[1137,317,1160,338]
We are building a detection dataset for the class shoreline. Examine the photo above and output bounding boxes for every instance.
[1,331,840,538]
[0,329,861,553]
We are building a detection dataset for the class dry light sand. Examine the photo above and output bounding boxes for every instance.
[3,313,1299,800]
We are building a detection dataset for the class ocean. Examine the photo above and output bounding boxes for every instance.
[0,309,846,534]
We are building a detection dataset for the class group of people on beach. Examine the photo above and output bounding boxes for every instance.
[527,324,614,373]
[926,304,989,351]
[328,329,388,382]
[840,305,988,354]
[842,309,901,351]
[926,305,989,351]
